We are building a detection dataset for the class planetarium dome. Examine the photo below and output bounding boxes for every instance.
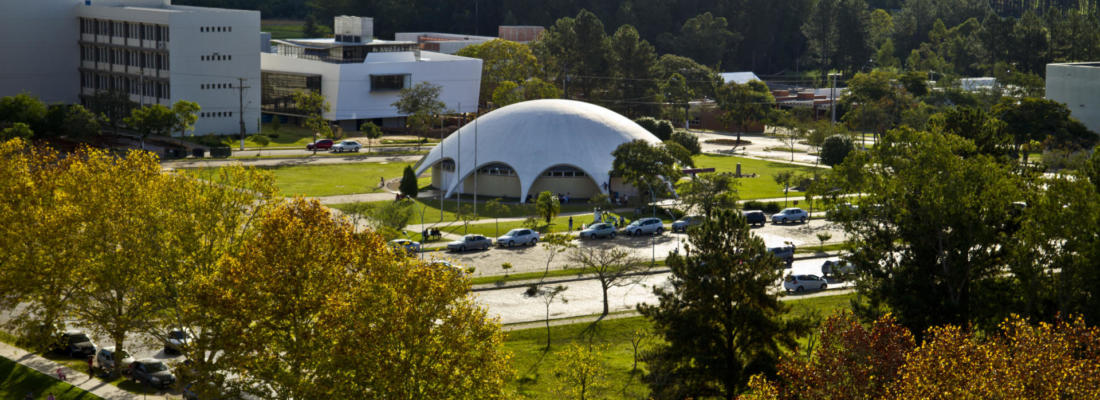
[414,99,662,200]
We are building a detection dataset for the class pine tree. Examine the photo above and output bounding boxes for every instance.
[399,165,419,199]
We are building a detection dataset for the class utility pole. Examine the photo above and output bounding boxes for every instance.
[829,72,839,125]
[237,77,251,150]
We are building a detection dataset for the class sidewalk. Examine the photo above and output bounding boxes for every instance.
[0,341,168,400]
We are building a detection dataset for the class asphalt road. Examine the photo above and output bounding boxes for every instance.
[474,255,848,325]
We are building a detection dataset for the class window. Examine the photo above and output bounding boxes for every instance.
[544,166,585,177]
[370,74,409,92]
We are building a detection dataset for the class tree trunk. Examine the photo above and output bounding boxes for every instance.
[601,284,610,316]
[545,305,552,349]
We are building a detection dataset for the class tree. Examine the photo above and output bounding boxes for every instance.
[639,210,810,398]
[392,82,445,148]
[816,232,832,252]
[776,109,811,162]
[123,104,175,150]
[536,191,560,223]
[294,90,331,154]
[366,199,415,239]
[359,121,382,153]
[214,199,510,399]
[773,170,794,207]
[83,90,136,135]
[456,203,478,234]
[484,198,510,237]
[524,284,568,349]
[819,135,855,166]
[569,247,649,316]
[662,12,739,68]
[270,115,281,134]
[678,172,738,217]
[608,24,658,117]
[654,54,721,101]
[252,134,270,156]
[662,73,694,127]
[539,233,575,279]
[456,39,542,106]
[611,140,683,199]
[995,97,1098,160]
[830,128,1026,335]
[399,165,419,198]
[491,81,524,108]
[0,93,47,133]
[43,104,100,139]
[663,141,694,168]
[172,100,201,137]
[717,80,776,147]
[553,344,607,400]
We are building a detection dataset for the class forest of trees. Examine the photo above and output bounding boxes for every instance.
[179,0,1100,77]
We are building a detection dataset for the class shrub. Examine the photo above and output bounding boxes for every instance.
[670,131,701,154]
[399,166,418,198]
[820,135,854,166]
[634,116,674,140]
[209,146,232,158]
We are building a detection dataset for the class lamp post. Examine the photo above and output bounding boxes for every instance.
[828,72,841,125]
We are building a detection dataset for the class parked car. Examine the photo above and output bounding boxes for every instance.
[164,328,193,355]
[784,274,828,293]
[447,235,493,252]
[305,139,334,150]
[496,228,539,247]
[671,215,703,232]
[579,222,617,239]
[771,208,809,224]
[95,346,133,374]
[53,330,96,358]
[331,140,361,153]
[623,217,664,236]
[768,245,796,267]
[389,239,422,255]
[742,210,767,227]
[821,259,856,277]
[129,359,176,389]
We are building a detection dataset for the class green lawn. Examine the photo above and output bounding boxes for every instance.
[190,162,413,197]
[692,154,823,200]
[0,357,102,400]
[262,20,305,40]
[503,292,856,399]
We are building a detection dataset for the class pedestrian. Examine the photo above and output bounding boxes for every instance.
[56,367,66,381]
[619,215,624,227]
[87,355,94,377]
[48,394,56,400]
[568,216,573,231]
[380,176,384,187]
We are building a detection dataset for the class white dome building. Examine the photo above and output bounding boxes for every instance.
[414,99,662,201]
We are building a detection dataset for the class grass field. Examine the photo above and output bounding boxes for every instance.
[692,154,823,200]
[0,357,102,400]
[262,20,305,39]
[191,162,413,198]
[503,292,856,399]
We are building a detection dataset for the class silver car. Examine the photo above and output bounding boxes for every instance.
[671,215,702,232]
[331,140,361,153]
[783,274,828,293]
[95,346,133,373]
[579,222,617,239]
[623,217,664,236]
[496,228,539,247]
[447,234,492,252]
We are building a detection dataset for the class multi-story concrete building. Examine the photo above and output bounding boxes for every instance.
[0,0,260,136]
[1047,62,1100,135]
[393,32,496,55]
[261,16,481,131]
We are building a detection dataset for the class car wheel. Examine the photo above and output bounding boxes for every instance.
[530,238,537,246]
[610,232,616,238]
[801,217,807,223]
[634,229,642,236]
[656,227,664,235]
[459,246,466,252]
[821,283,828,290]
[795,286,804,292]
[508,240,515,247]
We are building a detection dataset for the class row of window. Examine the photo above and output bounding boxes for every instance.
[80,71,170,99]
[443,162,586,178]
[201,54,233,61]
[201,111,234,118]
[80,45,169,70]
[200,26,232,33]
[79,18,168,42]
[334,34,362,42]
[201,83,235,90]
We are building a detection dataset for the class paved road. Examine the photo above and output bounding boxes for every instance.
[475,256,849,325]
[222,145,424,158]
[431,218,847,277]
[161,154,423,169]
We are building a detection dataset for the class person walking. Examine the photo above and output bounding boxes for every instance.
[568,216,574,231]
[87,355,94,377]
[56,367,66,381]
[47,394,56,400]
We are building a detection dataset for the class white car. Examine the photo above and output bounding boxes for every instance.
[623,217,664,236]
[771,208,809,224]
[164,328,193,354]
[783,274,828,293]
[95,346,134,373]
[331,140,361,153]
[496,228,539,247]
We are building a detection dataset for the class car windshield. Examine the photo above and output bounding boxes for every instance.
[71,334,90,342]
[145,362,168,372]
[592,224,608,229]
[505,229,523,236]
[168,331,188,339]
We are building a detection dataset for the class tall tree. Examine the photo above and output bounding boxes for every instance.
[569,247,649,316]
[639,210,810,398]
[535,190,560,223]
[392,82,445,148]
[123,104,175,150]
[294,90,331,154]
[456,39,542,106]
[611,140,684,198]
[172,100,201,137]
[717,80,777,146]
[661,12,739,68]
[608,24,658,117]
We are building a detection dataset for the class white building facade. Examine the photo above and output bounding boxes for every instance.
[0,0,260,136]
[1047,62,1100,135]
[260,16,481,131]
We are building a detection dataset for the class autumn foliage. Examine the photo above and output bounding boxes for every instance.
[745,312,1100,400]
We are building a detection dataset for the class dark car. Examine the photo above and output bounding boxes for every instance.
[305,139,334,150]
[742,210,767,227]
[768,245,796,267]
[130,359,176,389]
[54,330,97,358]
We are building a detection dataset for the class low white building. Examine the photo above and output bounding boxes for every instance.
[394,32,496,55]
[1047,62,1100,135]
[0,0,261,136]
[260,16,482,131]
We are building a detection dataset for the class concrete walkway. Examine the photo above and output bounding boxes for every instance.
[0,341,169,400]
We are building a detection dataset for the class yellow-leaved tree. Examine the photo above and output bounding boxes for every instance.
[213,199,511,399]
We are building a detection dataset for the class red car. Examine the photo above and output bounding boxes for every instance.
[306,139,334,150]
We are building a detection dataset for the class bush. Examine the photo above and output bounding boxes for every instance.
[399,166,419,198]
[820,135,854,166]
[209,146,232,158]
[670,131,701,154]
[634,116,674,140]
[742,200,782,214]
